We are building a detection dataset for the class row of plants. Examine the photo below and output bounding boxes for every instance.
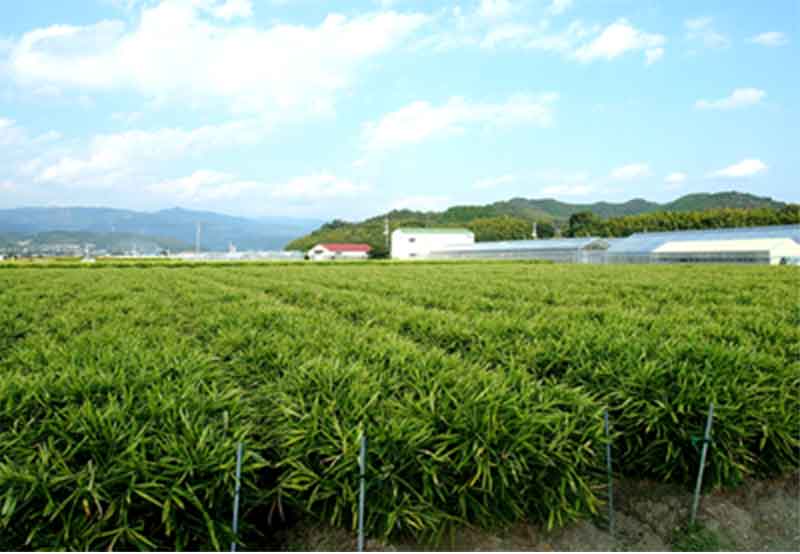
[197,265,798,485]
[0,263,797,549]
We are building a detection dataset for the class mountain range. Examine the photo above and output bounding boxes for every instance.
[0,207,323,252]
[0,192,792,255]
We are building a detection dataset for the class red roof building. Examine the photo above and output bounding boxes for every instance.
[308,243,372,260]
[319,243,372,253]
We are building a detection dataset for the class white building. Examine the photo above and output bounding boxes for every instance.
[391,228,474,260]
[308,243,372,261]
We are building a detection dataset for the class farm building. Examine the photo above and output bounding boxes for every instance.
[391,228,474,259]
[308,243,371,261]
[429,237,613,263]
[606,225,800,265]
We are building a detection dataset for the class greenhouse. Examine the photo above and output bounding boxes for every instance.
[424,225,800,265]
[429,237,612,263]
[605,225,800,265]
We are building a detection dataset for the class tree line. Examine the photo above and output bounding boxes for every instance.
[285,204,800,256]
[565,204,800,237]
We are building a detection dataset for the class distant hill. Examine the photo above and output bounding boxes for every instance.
[286,191,792,255]
[0,207,323,251]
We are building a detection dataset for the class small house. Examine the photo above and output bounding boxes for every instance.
[308,243,372,261]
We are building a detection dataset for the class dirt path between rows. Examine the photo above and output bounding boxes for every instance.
[284,472,799,551]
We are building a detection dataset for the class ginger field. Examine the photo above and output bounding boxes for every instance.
[0,262,798,550]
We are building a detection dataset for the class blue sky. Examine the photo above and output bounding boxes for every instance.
[0,0,797,220]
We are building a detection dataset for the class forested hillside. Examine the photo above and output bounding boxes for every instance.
[567,205,800,237]
[286,192,795,256]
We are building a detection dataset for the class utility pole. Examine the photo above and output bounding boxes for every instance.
[195,222,202,255]
[532,222,538,239]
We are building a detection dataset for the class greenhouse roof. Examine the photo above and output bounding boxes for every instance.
[654,238,800,254]
[435,237,609,253]
[608,225,800,254]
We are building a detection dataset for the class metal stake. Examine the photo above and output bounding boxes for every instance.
[357,433,367,553]
[231,442,244,552]
[604,408,614,537]
[690,403,714,526]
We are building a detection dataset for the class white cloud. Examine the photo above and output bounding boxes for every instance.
[111,111,144,125]
[363,93,558,150]
[0,117,25,146]
[0,36,12,76]
[710,159,767,178]
[645,47,663,65]
[665,172,686,184]
[211,0,253,21]
[473,174,515,189]
[390,195,451,212]
[749,31,788,47]
[0,180,16,193]
[427,12,661,65]
[106,0,146,11]
[611,163,652,180]
[33,130,62,143]
[270,173,370,200]
[37,120,267,186]
[148,170,257,200]
[477,0,514,19]
[9,1,428,117]
[695,88,765,110]
[18,157,45,176]
[573,19,665,63]
[423,7,595,54]
[685,17,729,49]
[0,117,60,148]
[149,170,371,205]
[480,21,598,54]
[547,0,573,16]
[529,21,596,52]
[481,23,541,49]
[31,84,63,97]
[541,184,592,196]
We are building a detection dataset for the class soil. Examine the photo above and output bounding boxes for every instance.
[280,472,800,551]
